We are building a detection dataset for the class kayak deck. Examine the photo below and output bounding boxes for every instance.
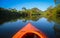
[12,23,47,38]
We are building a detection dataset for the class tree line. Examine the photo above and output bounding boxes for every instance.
[43,4,60,17]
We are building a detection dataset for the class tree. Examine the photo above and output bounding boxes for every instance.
[54,0,56,4]
[22,7,26,11]
[10,8,17,12]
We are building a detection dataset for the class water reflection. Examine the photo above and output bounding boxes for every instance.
[0,15,41,25]
[54,23,60,38]
[46,16,60,38]
[0,15,60,38]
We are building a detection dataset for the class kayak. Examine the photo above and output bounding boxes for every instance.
[12,23,47,38]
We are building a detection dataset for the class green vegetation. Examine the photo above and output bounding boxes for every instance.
[0,7,43,17]
[43,4,60,18]
[43,4,60,24]
[0,4,60,24]
[0,7,43,24]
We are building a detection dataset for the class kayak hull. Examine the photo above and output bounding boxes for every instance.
[12,23,47,38]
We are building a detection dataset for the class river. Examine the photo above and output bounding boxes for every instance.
[0,17,60,38]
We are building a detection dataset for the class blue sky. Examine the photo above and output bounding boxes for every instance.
[0,0,55,11]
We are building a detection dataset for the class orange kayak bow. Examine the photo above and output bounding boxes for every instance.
[12,23,47,38]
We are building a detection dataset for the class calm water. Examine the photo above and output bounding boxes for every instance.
[0,17,60,38]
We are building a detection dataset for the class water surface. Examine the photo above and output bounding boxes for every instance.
[0,17,60,38]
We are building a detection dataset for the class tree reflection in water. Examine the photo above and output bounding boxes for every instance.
[54,24,60,38]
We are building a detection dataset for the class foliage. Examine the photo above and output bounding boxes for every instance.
[44,4,60,17]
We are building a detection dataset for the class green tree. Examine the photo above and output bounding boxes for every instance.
[22,7,26,11]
